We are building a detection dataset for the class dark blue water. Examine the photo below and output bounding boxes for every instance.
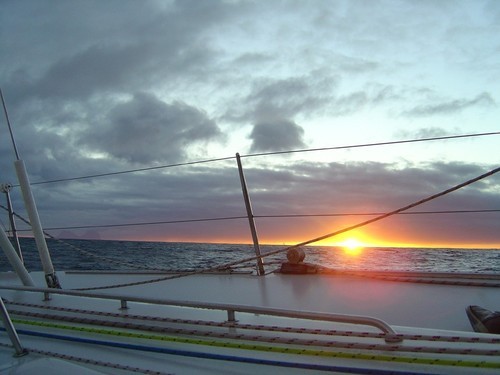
[1,237,499,274]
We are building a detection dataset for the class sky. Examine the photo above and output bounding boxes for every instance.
[0,0,499,249]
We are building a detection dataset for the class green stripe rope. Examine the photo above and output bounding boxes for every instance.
[12,318,500,370]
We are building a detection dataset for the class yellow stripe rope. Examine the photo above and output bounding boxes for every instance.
[12,318,500,369]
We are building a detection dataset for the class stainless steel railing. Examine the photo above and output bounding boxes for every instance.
[0,284,402,343]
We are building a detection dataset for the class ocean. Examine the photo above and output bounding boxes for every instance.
[1,237,500,274]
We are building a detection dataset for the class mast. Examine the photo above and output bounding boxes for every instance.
[1,89,60,288]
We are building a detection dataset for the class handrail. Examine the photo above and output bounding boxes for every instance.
[0,284,402,343]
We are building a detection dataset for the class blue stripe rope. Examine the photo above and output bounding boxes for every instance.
[3,327,441,375]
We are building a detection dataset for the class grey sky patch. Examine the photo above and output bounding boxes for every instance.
[249,119,306,152]
[232,52,273,66]
[331,92,369,116]
[324,85,407,117]
[30,44,148,100]
[329,54,380,74]
[369,85,401,104]
[251,76,336,121]
[396,127,454,140]
[402,92,495,117]
[223,74,338,128]
[1,0,234,104]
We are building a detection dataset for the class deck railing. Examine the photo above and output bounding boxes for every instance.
[0,284,402,343]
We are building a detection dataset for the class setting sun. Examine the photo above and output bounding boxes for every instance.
[340,238,364,255]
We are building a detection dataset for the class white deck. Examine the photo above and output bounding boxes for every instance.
[20,269,498,331]
[1,270,500,374]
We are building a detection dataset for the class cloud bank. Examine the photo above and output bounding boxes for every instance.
[0,0,498,248]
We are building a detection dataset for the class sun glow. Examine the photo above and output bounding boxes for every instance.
[339,238,364,255]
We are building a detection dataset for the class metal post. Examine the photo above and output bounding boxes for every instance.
[1,183,23,262]
[0,90,60,289]
[0,297,29,357]
[0,89,20,160]
[120,299,129,310]
[0,228,34,286]
[227,309,236,322]
[236,153,265,275]
[15,160,60,289]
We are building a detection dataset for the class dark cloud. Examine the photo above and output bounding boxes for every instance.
[251,76,336,120]
[1,0,235,104]
[0,0,238,178]
[225,75,337,124]
[235,79,406,122]
[1,1,498,248]
[5,6,225,104]
[249,119,306,152]
[23,44,151,100]
[0,93,224,184]
[81,92,223,164]
[402,92,495,117]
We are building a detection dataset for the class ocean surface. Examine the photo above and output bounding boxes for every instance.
[1,237,500,274]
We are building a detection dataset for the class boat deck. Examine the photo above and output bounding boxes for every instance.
[18,269,498,330]
[1,270,500,374]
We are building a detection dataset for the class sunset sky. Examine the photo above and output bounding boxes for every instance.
[0,0,499,249]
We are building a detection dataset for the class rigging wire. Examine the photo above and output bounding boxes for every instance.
[256,209,500,218]
[0,205,144,269]
[257,165,500,257]
[241,131,500,158]
[2,132,498,286]
[26,156,235,186]
[73,165,500,291]
[0,88,20,160]
[17,131,500,186]
[5,209,499,233]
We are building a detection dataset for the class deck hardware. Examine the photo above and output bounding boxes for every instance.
[227,309,236,322]
[120,299,128,310]
[384,334,403,343]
